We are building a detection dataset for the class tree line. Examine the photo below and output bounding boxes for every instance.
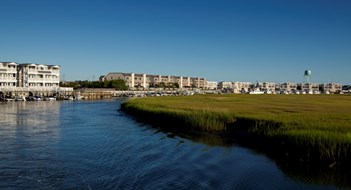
[60,79,128,90]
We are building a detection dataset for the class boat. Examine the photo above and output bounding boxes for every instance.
[249,88,264,94]
[15,96,26,101]
[44,97,56,101]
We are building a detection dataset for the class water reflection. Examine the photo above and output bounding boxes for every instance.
[148,124,351,189]
[0,102,61,143]
[0,100,348,189]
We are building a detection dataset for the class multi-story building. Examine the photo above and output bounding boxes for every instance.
[1,62,65,97]
[101,72,207,89]
[0,62,18,87]
[218,81,233,90]
[233,82,251,93]
[280,82,298,93]
[301,83,319,93]
[320,83,342,93]
[17,63,60,89]
[206,81,218,90]
[258,82,276,93]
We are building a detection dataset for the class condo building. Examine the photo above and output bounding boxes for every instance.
[280,82,298,92]
[0,62,17,87]
[258,82,276,92]
[101,72,207,89]
[18,63,60,89]
[0,62,60,90]
[301,83,319,93]
[320,83,342,93]
[206,81,218,90]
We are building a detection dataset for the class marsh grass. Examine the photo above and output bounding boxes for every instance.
[121,94,351,164]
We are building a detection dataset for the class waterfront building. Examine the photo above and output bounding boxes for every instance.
[258,82,276,93]
[301,83,319,93]
[233,82,251,93]
[218,81,233,90]
[17,63,60,89]
[206,81,218,90]
[101,72,206,89]
[280,83,298,93]
[320,83,342,94]
[1,62,68,98]
[0,62,18,87]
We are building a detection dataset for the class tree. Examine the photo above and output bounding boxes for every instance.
[111,79,128,90]
[159,82,166,89]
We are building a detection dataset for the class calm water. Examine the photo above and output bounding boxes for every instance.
[0,99,347,189]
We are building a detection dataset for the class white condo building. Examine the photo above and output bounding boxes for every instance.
[0,62,18,87]
[206,81,218,90]
[17,63,60,89]
[0,62,61,91]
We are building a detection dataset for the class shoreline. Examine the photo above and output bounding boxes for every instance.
[120,94,351,169]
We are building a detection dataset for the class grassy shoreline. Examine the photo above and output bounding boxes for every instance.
[121,94,351,167]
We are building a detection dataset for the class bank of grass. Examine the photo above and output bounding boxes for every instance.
[121,94,351,164]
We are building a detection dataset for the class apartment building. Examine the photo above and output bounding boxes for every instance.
[233,82,251,93]
[301,83,319,93]
[206,81,218,90]
[279,82,298,93]
[258,82,276,92]
[0,62,60,91]
[320,83,342,93]
[0,62,17,87]
[218,81,233,90]
[101,72,207,89]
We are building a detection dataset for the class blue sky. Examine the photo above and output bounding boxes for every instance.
[1,0,350,84]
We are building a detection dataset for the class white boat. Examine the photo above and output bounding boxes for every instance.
[15,96,26,101]
[44,97,56,101]
[249,89,264,94]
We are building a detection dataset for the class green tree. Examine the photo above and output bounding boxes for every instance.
[159,82,166,89]
[111,79,128,90]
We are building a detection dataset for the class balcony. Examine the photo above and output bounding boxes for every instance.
[0,77,17,82]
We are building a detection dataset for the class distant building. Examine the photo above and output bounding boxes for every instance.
[101,72,207,89]
[280,82,298,93]
[233,82,251,93]
[301,83,319,93]
[258,82,276,93]
[218,81,233,90]
[206,81,218,90]
[320,83,342,93]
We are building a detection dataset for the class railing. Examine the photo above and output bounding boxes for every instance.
[0,87,73,92]
[0,78,17,81]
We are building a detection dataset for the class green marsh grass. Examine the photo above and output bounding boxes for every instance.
[121,94,351,164]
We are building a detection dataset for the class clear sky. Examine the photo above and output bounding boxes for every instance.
[1,0,350,84]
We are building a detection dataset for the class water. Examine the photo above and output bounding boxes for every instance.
[0,99,347,189]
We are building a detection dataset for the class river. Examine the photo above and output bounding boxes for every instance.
[0,99,348,189]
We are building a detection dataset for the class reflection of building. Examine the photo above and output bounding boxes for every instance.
[101,72,207,89]
[0,102,61,143]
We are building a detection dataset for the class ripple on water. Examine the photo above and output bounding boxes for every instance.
[0,100,346,189]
